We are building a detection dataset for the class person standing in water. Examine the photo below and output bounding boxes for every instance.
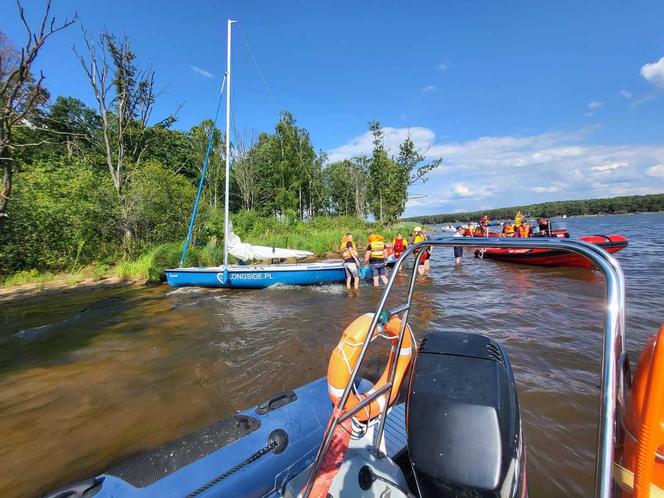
[339,233,361,290]
[392,232,408,261]
[453,226,465,264]
[412,226,431,275]
[364,232,389,287]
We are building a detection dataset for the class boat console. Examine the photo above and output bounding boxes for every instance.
[407,332,525,497]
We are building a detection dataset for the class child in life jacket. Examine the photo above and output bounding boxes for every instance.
[392,232,408,260]
[412,226,431,275]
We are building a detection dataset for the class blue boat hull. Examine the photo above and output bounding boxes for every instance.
[50,377,408,498]
[165,263,346,289]
[81,378,332,498]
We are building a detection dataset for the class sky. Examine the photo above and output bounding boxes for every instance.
[2,0,664,216]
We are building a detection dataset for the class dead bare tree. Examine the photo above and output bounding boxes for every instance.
[0,1,77,222]
[74,29,158,247]
[232,128,260,211]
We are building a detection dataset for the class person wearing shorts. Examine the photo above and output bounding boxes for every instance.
[364,232,389,288]
[339,233,361,289]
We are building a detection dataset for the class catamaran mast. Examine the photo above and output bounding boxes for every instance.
[223,19,235,268]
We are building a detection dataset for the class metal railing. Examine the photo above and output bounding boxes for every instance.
[301,237,625,498]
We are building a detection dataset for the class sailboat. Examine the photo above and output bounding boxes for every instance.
[165,20,345,289]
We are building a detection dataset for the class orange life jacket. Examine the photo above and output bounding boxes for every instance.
[517,224,530,238]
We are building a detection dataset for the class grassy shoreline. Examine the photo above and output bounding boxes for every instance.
[1,219,417,298]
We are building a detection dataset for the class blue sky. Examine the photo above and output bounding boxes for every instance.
[2,0,664,216]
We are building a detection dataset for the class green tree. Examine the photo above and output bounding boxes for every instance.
[234,112,323,218]
[187,119,224,209]
[0,3,77,222]
[324,157,368,217]
[0,160,117,273]
[124,160,196,247]
[367,122,441,224]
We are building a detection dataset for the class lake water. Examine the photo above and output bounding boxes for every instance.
[1,213,662,497]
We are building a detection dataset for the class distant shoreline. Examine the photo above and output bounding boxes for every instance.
[404,193,664,224]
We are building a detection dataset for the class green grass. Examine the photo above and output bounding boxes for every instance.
[239,215,418,255]
[1,269,57,288]
[1,215,425,289]
[0,263,112,289]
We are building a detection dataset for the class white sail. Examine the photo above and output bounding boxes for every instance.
[227,232,313,261]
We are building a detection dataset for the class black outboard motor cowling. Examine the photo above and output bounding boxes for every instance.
[406,332,526,497]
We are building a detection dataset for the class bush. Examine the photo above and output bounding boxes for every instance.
[125,160,197,248]
[0,160,119,274]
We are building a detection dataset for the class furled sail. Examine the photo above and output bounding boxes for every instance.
[227,232,313,261]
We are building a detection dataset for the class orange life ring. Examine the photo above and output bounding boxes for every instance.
[327,313,414,422]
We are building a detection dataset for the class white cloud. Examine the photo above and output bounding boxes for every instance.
[591,161,628,173]
[620,90,632,99]
[436,63,448,71]
[532,186,562,193]
[646,164,664,177]
[191,65,213,78]
[588,101,604,109]
[641,56,664,88]
[327,125,664,216]
[421,85,437,94]
[453,183,472,197]
[584,112,594,117]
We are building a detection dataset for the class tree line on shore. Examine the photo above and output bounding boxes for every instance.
[404,193,664,224]
[0,1,439,278]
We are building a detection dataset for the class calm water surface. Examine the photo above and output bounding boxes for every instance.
[1,213,663,497]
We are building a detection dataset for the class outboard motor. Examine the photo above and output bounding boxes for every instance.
[406,332,526,497]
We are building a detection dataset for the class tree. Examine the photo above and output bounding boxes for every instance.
[367,121,401,224]
[0,160,118,274]
[124,160,196,246]
[397,136,442,186]
[0,2,77,222]
[187,119,224,209]
[367,121,441,224]
[324,157,368,218]
[44,96,101,158]
[75,29,172,248]
[232,129,260,211]
[234,112,323,218]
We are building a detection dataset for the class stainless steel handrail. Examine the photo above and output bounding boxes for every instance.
[302,237,624,498]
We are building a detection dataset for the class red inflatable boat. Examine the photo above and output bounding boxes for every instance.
[475,234,628,267]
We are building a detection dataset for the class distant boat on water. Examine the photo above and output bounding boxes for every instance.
[165,20,344,289]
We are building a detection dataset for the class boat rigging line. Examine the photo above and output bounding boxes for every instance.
[179,74,227,267]
[236,22,281,116]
